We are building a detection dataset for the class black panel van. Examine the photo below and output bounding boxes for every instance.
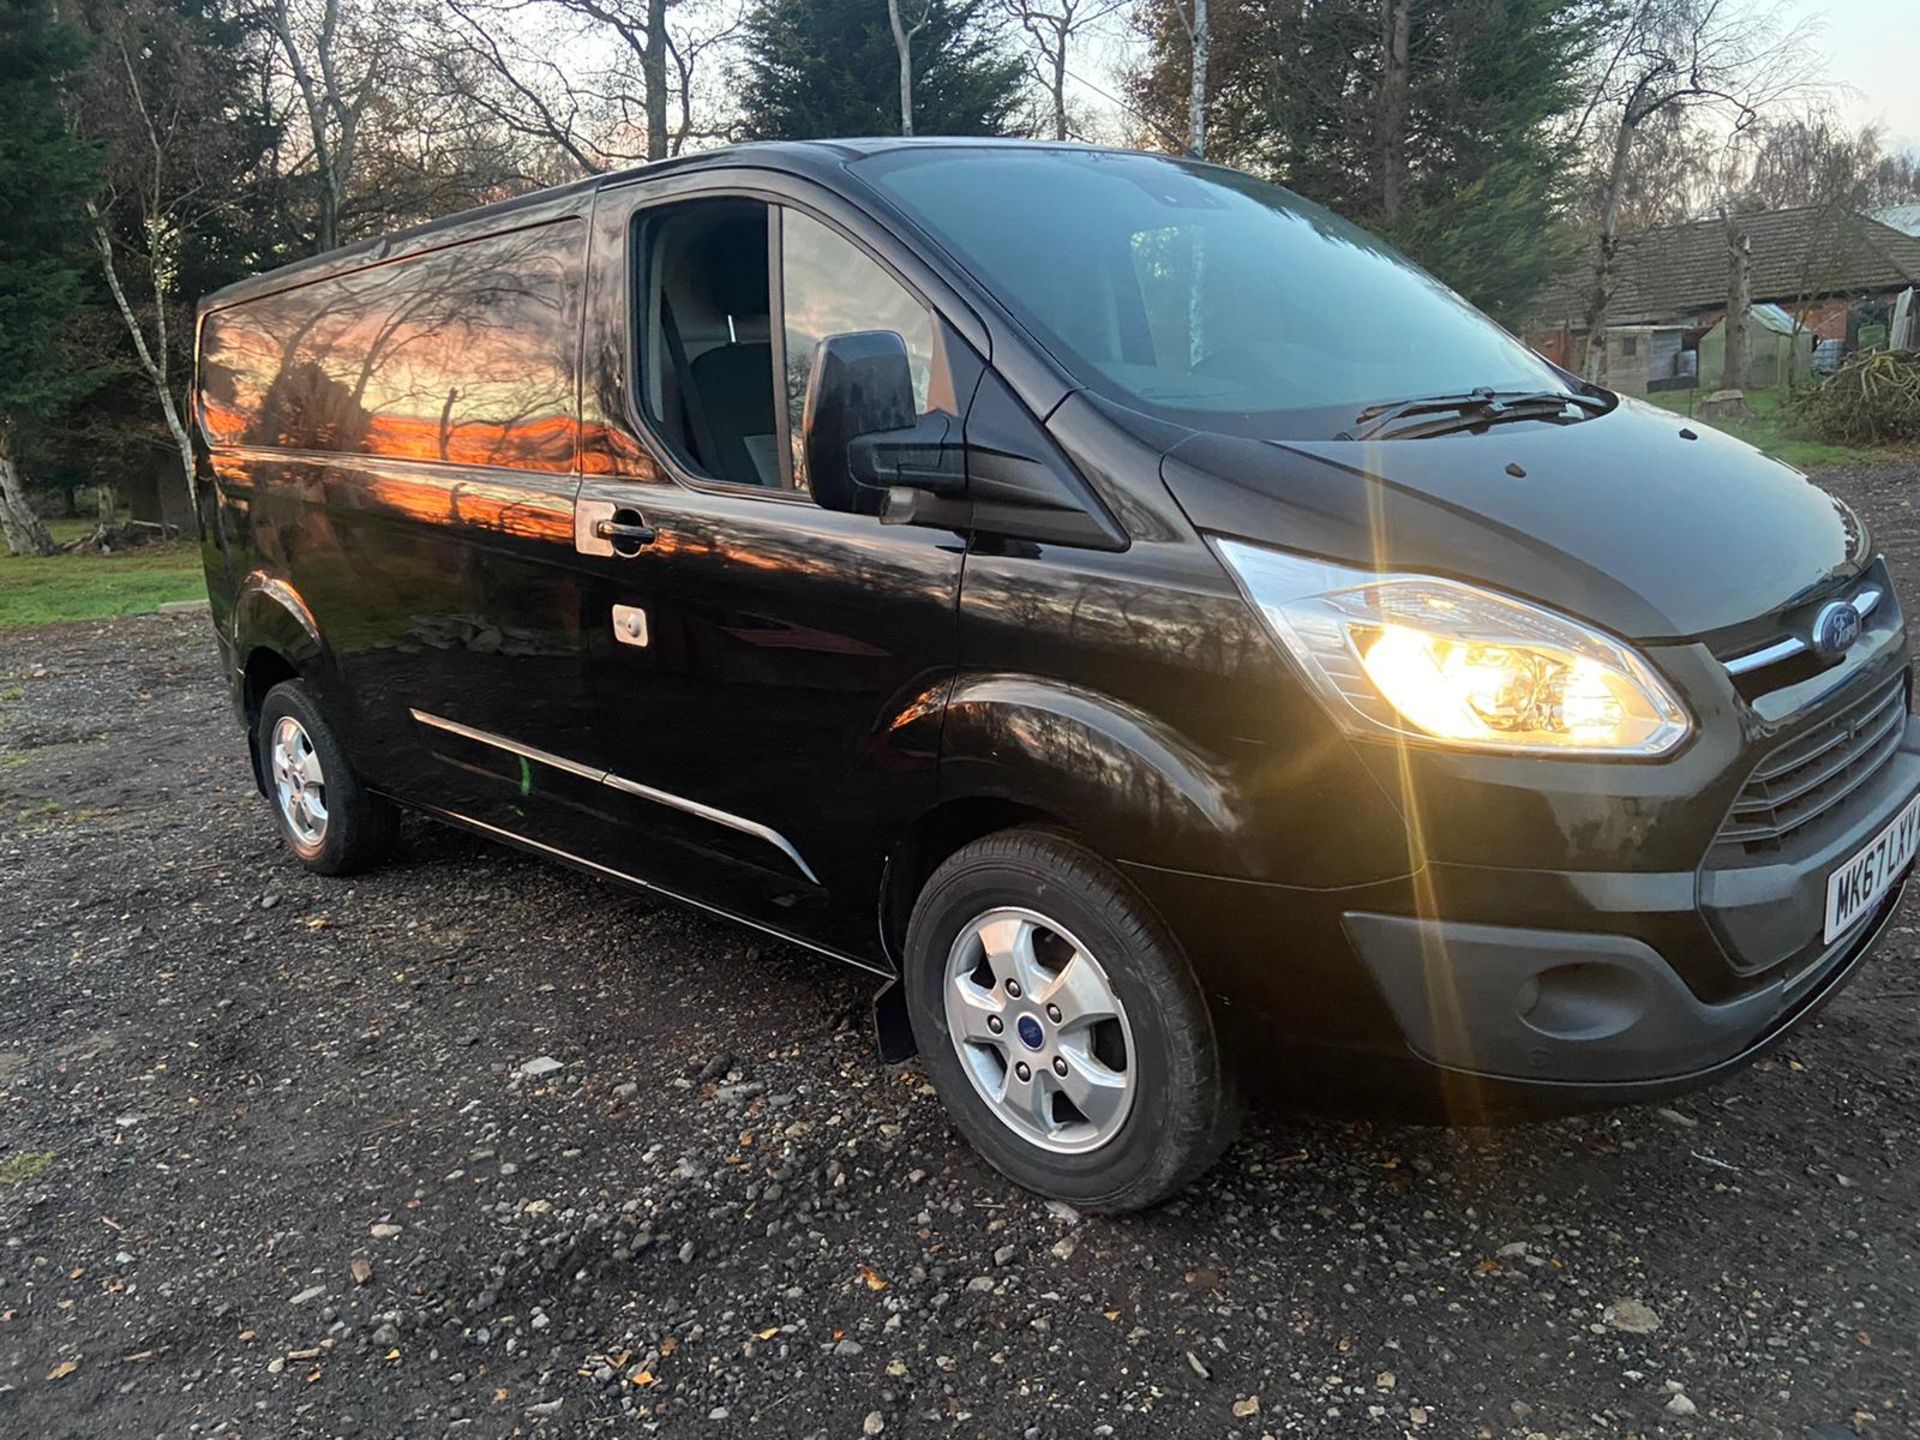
[193,141,1916,1209]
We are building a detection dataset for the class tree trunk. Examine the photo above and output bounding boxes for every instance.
[1188,0,1209,159]
[1723,214,1751,391]
[318,177,339,253]
[0,426,56,558]
[1583,117,1636,381]
[644,0,669,160]
[1050,29,1069,141]
[90,213,199,509]
[1379,0,1410,221]
[1785,309,1810,391]
[887,0,915,137]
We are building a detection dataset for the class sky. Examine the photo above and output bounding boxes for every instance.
[1781,0,1920,154]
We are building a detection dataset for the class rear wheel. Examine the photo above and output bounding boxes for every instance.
[256,680,398,875]
[904,828,1235,1211]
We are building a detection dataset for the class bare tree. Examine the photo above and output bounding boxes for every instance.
[66,0,273,511]
[662,8,743,154]
[87,203,198,507]
[1576,0,1812,379]
[268,0,383,252]
[1726,113,1913,212]
[438,0,619,173]
[435,0,726,171]
[1002,0,1124,142]
[638,0,669,158]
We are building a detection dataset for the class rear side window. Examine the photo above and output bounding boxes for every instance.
[199,220,583,473]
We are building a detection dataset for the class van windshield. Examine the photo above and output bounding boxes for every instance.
[856,147,1578,440]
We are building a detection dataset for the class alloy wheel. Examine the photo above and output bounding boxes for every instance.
[269,715,329,847]
[942,906,1137,1154]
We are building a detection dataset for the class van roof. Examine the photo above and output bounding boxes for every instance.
[198,138,1139,312]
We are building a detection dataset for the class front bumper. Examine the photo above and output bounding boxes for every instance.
[1342,874,1904,1097]
[1122,713,1920,1115]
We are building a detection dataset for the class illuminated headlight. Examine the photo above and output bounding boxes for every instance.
[1214,538,1690,757]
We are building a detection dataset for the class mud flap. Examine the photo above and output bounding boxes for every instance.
[871,978,917,1063]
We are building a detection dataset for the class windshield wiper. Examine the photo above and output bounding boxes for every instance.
[1340,388,1608,442]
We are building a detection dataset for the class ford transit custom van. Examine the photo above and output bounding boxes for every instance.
[194,140,1916,1210]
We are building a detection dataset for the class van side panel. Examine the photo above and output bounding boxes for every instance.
[196,216,596,831]
[568,175,972,964]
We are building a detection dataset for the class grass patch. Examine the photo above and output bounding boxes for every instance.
[1642,388,1892,470]
[44,516,98,546]
[0,1150,55,1187]
[0,539,206,629]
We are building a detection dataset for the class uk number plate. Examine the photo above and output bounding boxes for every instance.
[1825,790,1920,942]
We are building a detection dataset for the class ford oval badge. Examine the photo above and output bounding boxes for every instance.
[1811,600,1862,661]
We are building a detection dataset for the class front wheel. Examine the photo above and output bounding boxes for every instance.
[256,680,398,876]
[903,828,1235,1211]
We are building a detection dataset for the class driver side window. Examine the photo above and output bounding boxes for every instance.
[632,197,950,499]
[779,208,937,493]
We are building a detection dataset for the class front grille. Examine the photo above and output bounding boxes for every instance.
[1718,677,1908,851]
[1719,575,1884,692]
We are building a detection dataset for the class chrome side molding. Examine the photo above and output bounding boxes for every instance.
[418,802,885,977]
[408,709,821,886]
[1723,586,1884,677]
[410,709,601,781]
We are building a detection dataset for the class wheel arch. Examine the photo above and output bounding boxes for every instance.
[879,794,1070,965]
[231,574,343,792]
[880,671,1251,964]
[938,670,1247,861]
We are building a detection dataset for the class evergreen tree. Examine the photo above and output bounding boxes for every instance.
[0,0,100,554]
[1129,0,1599,322]
[739,0,1025,141]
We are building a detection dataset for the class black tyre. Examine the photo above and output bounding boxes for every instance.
[256,680,398,876]
[903,828,1236,1211]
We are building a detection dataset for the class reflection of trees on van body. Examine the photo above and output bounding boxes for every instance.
[202,221,584,479]
[335,227,580,470]
[257,359,372,454]
[967,559,1245,668]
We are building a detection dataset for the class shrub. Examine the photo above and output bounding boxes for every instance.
[1791,350,1920,446]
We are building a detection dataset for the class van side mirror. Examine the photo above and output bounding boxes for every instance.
[802,331,962,515]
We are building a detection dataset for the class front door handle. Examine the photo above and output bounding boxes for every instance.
[594,517,657,547]
[575,498,656,558]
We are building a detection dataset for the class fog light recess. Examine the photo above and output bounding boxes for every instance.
[1516,962,1649,1042]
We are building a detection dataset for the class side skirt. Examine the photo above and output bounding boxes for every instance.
[401,798,895,981]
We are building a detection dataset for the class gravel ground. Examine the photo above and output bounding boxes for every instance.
[3,464,1919,1440]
